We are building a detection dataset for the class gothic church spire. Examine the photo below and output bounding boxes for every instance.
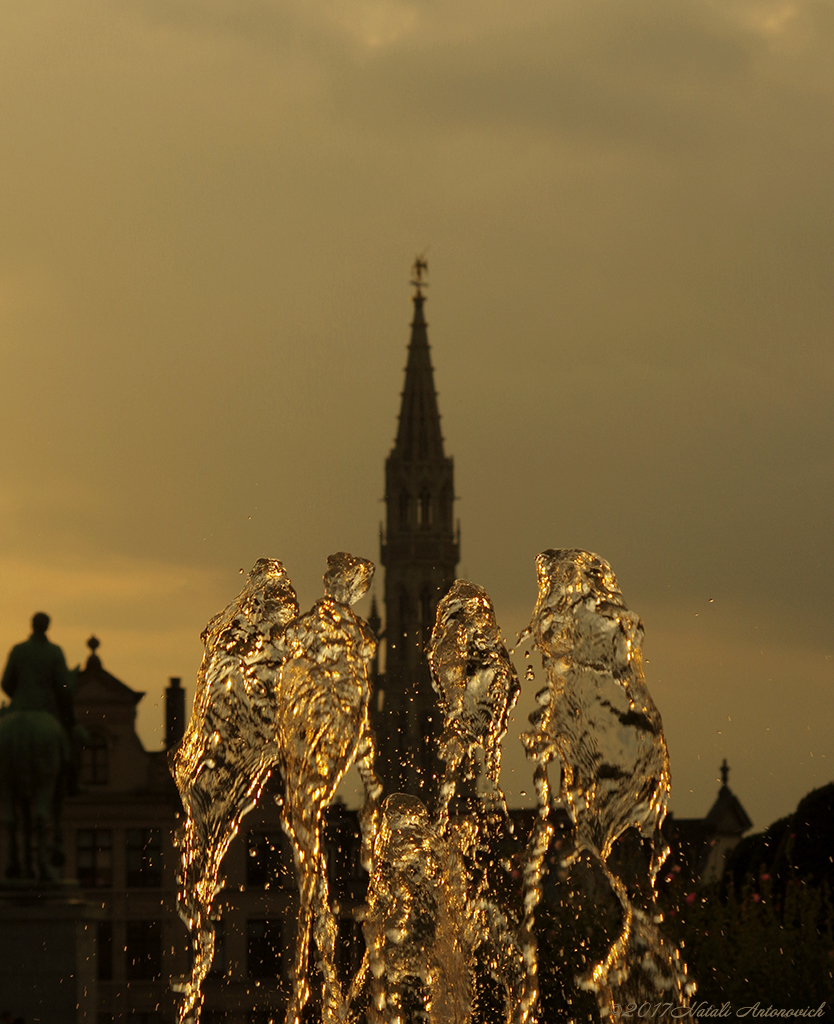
[372,258,459,800]
[393,265,446,464]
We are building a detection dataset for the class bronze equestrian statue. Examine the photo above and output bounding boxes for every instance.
[0,612,79,882]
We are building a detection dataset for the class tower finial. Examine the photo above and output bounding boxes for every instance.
[410,255,428,298]
[720,758,729,786]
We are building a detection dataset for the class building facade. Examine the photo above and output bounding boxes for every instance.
[662,760,753,890]
[56,638,363,1024]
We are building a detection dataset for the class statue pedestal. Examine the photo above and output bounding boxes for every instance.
[0,884,101,1024]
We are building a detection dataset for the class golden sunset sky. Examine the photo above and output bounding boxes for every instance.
[1,0,832,831]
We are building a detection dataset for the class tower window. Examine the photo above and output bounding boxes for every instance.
[440,483,453,527]
[399,491,410,529]
[419,489,432,527]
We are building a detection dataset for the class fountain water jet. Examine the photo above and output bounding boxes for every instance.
[521,549,691,1015]
[172,549,693,1024]
[172,558,299,1024]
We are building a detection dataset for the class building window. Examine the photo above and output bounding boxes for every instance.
[81,732,109,786]
[399,491,410,529]
[97,919,113,981]
[77,829,113,887]
[125,920,162,980]
[247,831,292,890]
[419,489,432,527]
[126,828,163,888]
[440,483,453,527]
[247,919,283,979]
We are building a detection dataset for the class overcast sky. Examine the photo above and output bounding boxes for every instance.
[1,0,832,832]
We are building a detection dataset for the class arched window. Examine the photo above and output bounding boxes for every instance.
[419,489,432,528]
[440,483,453,527]
[399,491,410,529]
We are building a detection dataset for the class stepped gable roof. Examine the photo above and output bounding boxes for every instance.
[76,636,144,706]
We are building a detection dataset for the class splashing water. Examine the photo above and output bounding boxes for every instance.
[430,585,528,1024]
[172,549,691,1024]
[172,558,300,1024]
[428,580,520,831]
[428,580,527,1022]
[276,552,382,1024]
[172,553,382,1024]
[521,549,693,1019]
[364,793,474,1024]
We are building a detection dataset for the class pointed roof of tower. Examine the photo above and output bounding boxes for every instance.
[392,258,446,463]
[704,759,752,836]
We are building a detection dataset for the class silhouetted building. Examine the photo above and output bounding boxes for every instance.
[62,638,186,1022]
[662,760,753,889]
[61,638,363,1024]
[372,259,459,799]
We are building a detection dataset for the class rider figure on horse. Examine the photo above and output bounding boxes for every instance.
[0,613,79,881]
[2,613,74,723]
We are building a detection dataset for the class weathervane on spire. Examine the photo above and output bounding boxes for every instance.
[410,255,428,298]
[720,758,729,786]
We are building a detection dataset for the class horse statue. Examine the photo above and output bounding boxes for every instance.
[0,612,79,883]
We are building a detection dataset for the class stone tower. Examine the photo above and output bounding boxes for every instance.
[372,259,459,800]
